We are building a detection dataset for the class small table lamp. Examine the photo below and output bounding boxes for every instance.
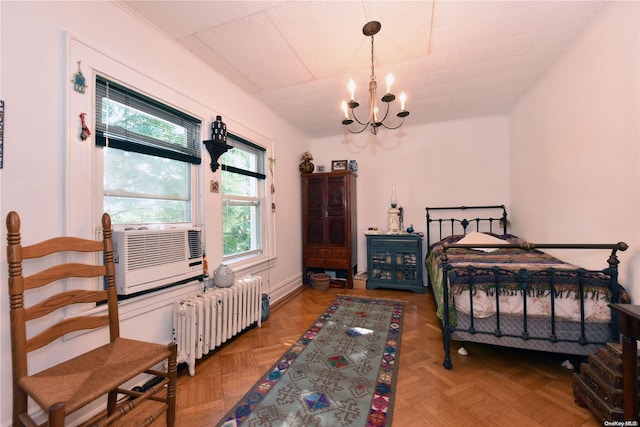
[387,185,400,232]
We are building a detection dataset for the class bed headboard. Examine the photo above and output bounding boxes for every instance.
[425,205,508,247]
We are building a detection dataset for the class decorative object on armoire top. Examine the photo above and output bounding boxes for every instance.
[406,224,414,233]
[71,60,87,94]
[340,21,409,135]
[387,185,401,232]
[299,151,314,174]
[203,115,233,172]
[348,159,358,172]
[213,263,235,288]
[331,159,347,171]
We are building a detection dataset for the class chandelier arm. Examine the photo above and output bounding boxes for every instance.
[345,122,370,134]
[349,108,371,126]
[377,101,391,124]
[379,117,405,130]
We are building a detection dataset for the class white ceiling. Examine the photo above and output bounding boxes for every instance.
[120,0,611,138]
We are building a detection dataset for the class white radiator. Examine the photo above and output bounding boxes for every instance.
[172,275,262,376]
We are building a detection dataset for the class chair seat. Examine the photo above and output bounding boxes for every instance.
[19,337,171,416]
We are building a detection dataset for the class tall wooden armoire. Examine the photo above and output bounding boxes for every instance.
[302,170,357,288]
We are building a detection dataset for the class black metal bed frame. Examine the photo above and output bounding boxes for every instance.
[425,205,628,369]
[426,205,508,246]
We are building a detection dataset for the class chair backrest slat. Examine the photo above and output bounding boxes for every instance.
[24,289,108,321]
[22,236,104,259]
[26,315,111,352]
[24,264,107,290]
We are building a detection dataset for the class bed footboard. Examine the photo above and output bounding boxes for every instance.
[439,241,628,369]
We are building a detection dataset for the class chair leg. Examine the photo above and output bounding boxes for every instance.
[166,342,178,427]
[108,390,118,415]
[48,402,66,427]
[13,384,28,427]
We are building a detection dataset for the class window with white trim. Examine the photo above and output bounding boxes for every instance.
[221,134,266,261]
[95,76,201,225]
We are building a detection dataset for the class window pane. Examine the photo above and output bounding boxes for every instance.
[105,196,189,224]
[102,98,188,148]
[95,77,201,162]
[223,203,261,256]
[223,145,257,170]
[221,170,257,197]
[104,147,191,224]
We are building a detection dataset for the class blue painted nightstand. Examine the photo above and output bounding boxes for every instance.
[365,233,424,293]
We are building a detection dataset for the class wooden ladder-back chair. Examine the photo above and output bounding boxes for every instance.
[7,211,177,426]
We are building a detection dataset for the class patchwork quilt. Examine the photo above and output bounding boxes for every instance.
[426,233,627,327]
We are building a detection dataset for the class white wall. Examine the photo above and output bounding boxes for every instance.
[0,1,308,424]
[311,115,510,273]
[509,2,640,298]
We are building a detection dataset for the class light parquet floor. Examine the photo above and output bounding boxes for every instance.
[143,286,602,426]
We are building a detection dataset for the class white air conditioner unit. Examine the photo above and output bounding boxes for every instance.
[113,228,203,295]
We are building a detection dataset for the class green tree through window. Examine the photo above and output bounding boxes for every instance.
[221,135,265,260]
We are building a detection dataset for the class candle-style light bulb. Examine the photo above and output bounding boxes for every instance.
[400,92,407,111]
[386,74,394,94]
[348,79,356,101]
[341,101,349,119]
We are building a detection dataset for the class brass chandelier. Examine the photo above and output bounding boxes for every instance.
[341,21,409,135]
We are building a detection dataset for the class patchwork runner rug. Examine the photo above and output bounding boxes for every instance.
[217,295,405,427]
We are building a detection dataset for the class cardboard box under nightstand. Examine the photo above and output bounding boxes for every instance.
[354,272,367,289]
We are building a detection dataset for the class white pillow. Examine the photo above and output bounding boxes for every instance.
[456,231,507,252]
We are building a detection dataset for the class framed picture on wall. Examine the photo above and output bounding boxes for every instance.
[331,160,347,171]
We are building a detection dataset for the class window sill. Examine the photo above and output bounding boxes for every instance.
[222,253,276,277]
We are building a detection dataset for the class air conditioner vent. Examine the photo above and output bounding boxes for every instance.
[126,232,187,270]
[188,229,203,259]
